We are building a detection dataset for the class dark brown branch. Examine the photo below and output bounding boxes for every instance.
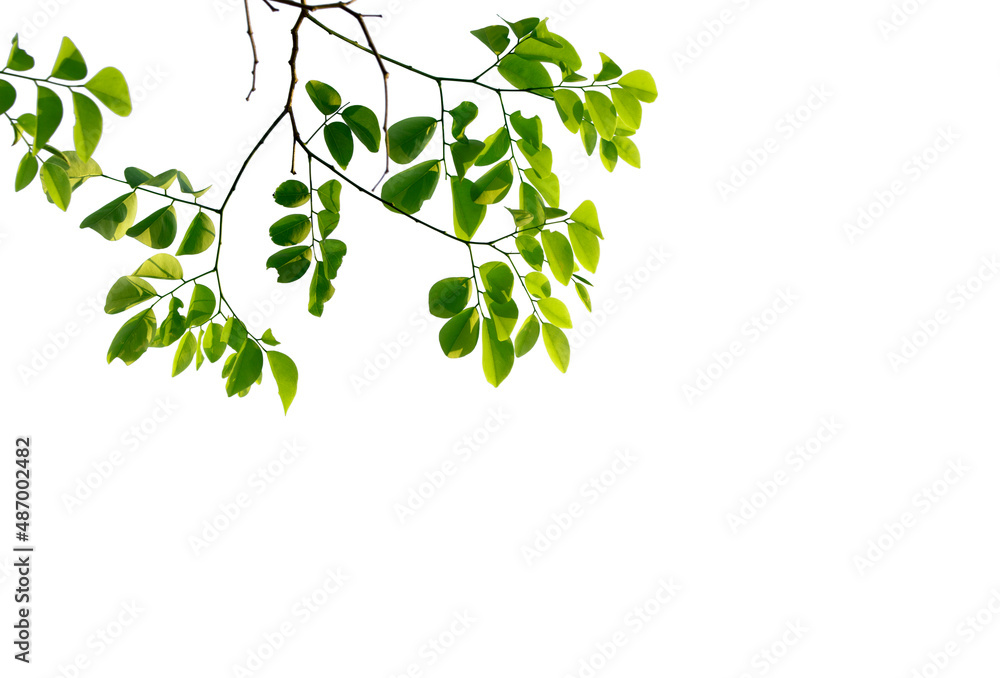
[285,6,310,173]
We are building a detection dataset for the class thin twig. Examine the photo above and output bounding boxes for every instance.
[243,0,261,100]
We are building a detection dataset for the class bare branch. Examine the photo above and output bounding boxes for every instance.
[243,0,260,100]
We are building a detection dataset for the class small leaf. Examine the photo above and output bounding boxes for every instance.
[14,153,37,192]
[451,139,485,179]
[570,200,603,238]
[51,37,87,81]
[568,222,600,273]
[475,126,511,167]
[6,35,34,72]
[84,67,131,116]
[267,351,298,414]
[133,253,183,280]
[488,298,519,342]
[541,230,574,285]
[553,89,583,134]
[387,116,438,164]
[226,341,263,397]
[585,91,617,141]
[342,105,381,152]
[618,69,658,103]
[323,121,354,169]
[269,214,312,246]
[127,205,178,249]
[538,297,572,328]
[273,180,310,208]
[34,86,63,154]
[580,120,597,156]
[481,317,515,387]
[480,261,514,304]
[510,111,543,149]
[40,161,71,211]
[308,264,335,317]
[172,331,197,376]
[503,17,540,39]
[187,285,216,326]
[575,281,592,312]
[514,315,540,357]
[451,177,486,241]
[107,308,156,365]
[542,323,570,372]
[203,323,227,362]
[525,271,551,298]
[448,101,478,140]
[176,212,216,255]
[471,25,510,54]
[516,235,545,271]
[613,135,641,168]
[429,277,472,319]
[305,80,342,116]
[266,246,312,283]
[471,160,513,205]
[0,79,15,116]
[80,192,137,241]
[318,210,340,238]
[611,88,642,130]
[177,171,211,198]
[261,329,280,346]
[71,92,102,162]
[223,317,248,351]
[516,139,552,178]
[599,137,618,172]
[439,307,480,359]
[524,168,560,207]
[498,54,554,96]
[195,328,205,371]
[320,238,346,279]
[317,179,341,212]
[593,53,622,82]
[105,276,157,315]
[380,159,441,215]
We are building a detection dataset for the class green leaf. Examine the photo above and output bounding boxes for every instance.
[475,126,511,167]
[594,53,622,82]
[570,200,603,238]
[451,177,486,240]
[481,317,515,387]
[497,54,554,96]
[133,253,183,280]
[530,19,563,48]
[541,230,574,285]
[174,171,210,198]
[439,307,480,359]
[51,37,87,81]
[107,308,156,365]
[105,276,157,314]
[195,328,205,371]
[553,89,583,134]
[6,36,34,72]
[503,17,539,39]
[34,86,63,154]
[516,139,552,177]
[0,79,16,116]
[470,25,510,54]
[71,92,102,162]
[541,323,570,373]
[317,210,340,237]
[514,315,540,357]
[488,298,519,341]
[506,208,536,231]
[317,179,341,212]
[513,30,582,72]
[525,271,551,298]
[16,113,36,137]
[585,91,617,141]
[451,139,484,178]
[428,277,472,319]
[14,153,37,192]
[61,150,101,189]
[221,353,236,379]
[40,161,71,211]
[176,212,216,255]
[261,329,280,346]
[266,246,312,283]
[599,137,618,171]
[80,192,137,241]
[471,160,513,205]
[323,121,354,169]
[84,67,131,116]
[510,111,543,148]
[203,323,226,362]
[269,214,312,246]
[524,168,559,207]
[223,317,248,351]
[187,284,216,326]
[516,235,544,271]
[380,159,441,215]
[387,116,438,164]
[568,222,600,273]
[619,69,658,103]
[342,105,381,152]
[267,351,298,414]
[308,264,335,317]
[519,183,546,229]
[448,101,478,140]
[611,88,642,130]
[320,238,347,279]
[226,341,263,397]
[613,135,640,168]
[480,261,514,304]
[172,331,197,376]
[127,205,178,249]
[305,80,342,116]
[273,180,310,208]
[580,120,597,156]
[575,281,592,312]
[538,297,572,328]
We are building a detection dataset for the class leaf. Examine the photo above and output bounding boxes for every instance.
[317,179,341,212]
[226,341,263,397]
[195,328,205,371]
[448,101,478,140]
[611,88,642,130]
[541,230,574,285]
[514,315,540,357]
[553,89,583,134]
[223,317,248,351]
[342,105,381,152]
[81,192,137,241]
[480,261,514,304]
[470,25,510,54]
[70,92,102,162]
[16,113,36,137]
[594,53,622,82]
[105,276,157,314]
[538,297,572,328]
[267,351,298,414]
[575,281,592,312]
[221,353,236,379]
[488,298,518,341]
[34,86,63,154]
[568,223,600,273]
[40,161,71,211]
[266,246,312,283]
[519,183,546,229]
[451,139,484,179]
[475,126,511,167]
[585,91,617,141]
[503,17,539,39]
[541,323,570,373]
[524,168,559,207]
[580,120,597,156]
[619,69,658,103]
[51,37,87,81]
[481,317,515,387]
[599,137,618,171]
[525,271,551,298]
[269,214,312,246]
[187,284,216,326]
[513,30,582,72]
[570,200,603,238]
[176,212,216,255]
[84,67,131,116]
[133,253,183,280]
[127,205,178,249]
[6,35,34,72]
[0,79,15,116]
[510,111,543,148]
[613,135,641,168]
[498,54,554,96]
[203,323,227,362]
[471,160,513,205]
[261,329,280,346]
[516,139,552,177]
[323,121,354,169]
[380,159,441,215]
[61,150,101,189]
[516,235,545,271]
[308,264,335,317]
[172,331,197,376]
[273,180,310,208]
[107,308,156,365]
[173,171,209,198]
[531,19,563,48]
[429,277,472,319]
[387,116,438,164]
[439,307,480,359]
[320,238,347,279]
[305,80,342,116]
[14,153,37,192]
[318,210,340,237]
[451,177,486,240]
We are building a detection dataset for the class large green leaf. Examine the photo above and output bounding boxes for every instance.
[273,180,310,208]
[585,91,617,141]
[439,307,480,359]
[203,323,227,362]
[524,168,559,207]
[541,230,574,285]
[305,80,341,116]
[614,135,641,168]
[429,277,472,319]
[387,116,438,164]
[81,192,138,241]
[448,101,478,140]
[51,37,87,81]
[71,92,102,162]
[476,126,511,167]
[514,314,540,357]
[568,223,600,273]
[105,276,157,314]
[317,179,341,212]
[480,261,514,304]
[176,212,216,255]
[553,89,583,134]
[127,205,177,249]
[14,153,37,192]
[599,137,618,172]
[6,35,34,72]
[187,284,216,326]
[580,119,597,156]
[516,139,552,178]
[84,67,131,116]
[570,200,603,238]
[481,317,515,387]
[510,111,543,149]
[611,88,642,130]
[0,79,15,116]
[323,121,354,169]
[308,264,335,317]
[516,235,544,271]
[226,341,263,397]
[266,246,312,283]
[451,177,486,241]
[451,139,484,178]
[497,54,554,96]
[172,331,197,376]
[40,161,71,211]
[34,86,63,154]
[470,25,510,54]
[594,53,622,82]
[380,159,441,215]
[269,214,312,246]
[541,323,570,372]
[513,30,582,72]
[133,253,183,280]
[471,160,513,205]
[342,105,381,152]
[487,298,519,342]
[618,69,658,103]
[267,351,298,414]
[320,238,347,279]
[525,271,551,298]
[107,308,156,365]
[538,297,572,328]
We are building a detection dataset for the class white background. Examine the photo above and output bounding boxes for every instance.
[2,0,1000,676]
